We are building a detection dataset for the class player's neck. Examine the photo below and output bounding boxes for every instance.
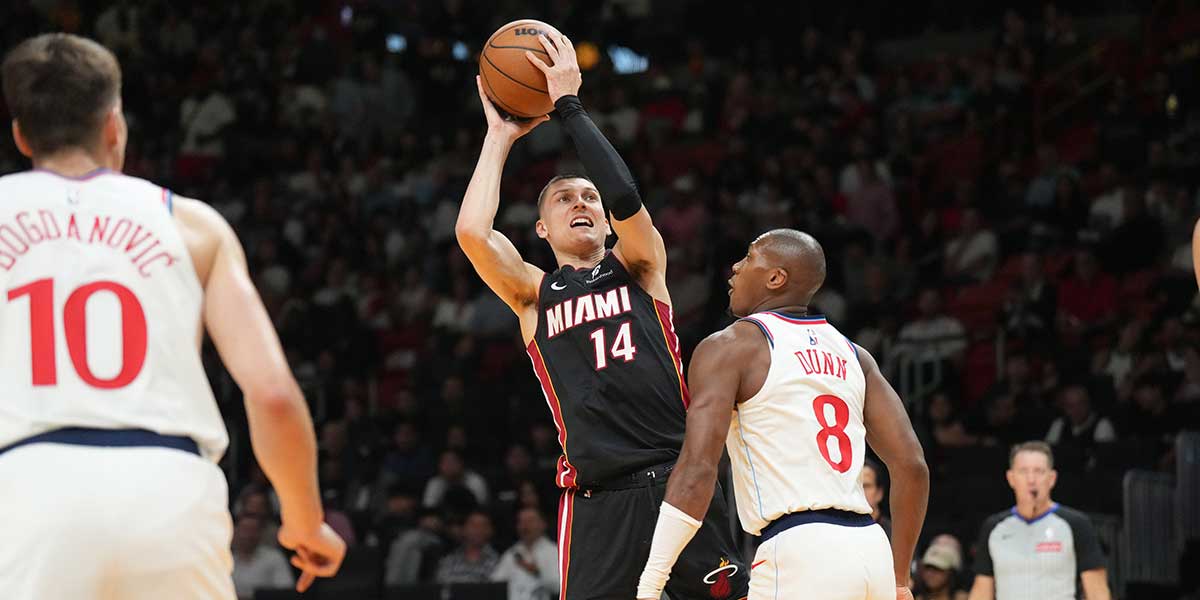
[755,302,809,317]
[33,149,111,178]
[554,246,606,271]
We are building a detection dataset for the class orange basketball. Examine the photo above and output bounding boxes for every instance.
[479,19,561,119]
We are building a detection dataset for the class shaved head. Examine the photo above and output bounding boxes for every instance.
[728,228,827,317]
[754,229,826,303]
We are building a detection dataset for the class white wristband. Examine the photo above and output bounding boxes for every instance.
[636,502,702,598]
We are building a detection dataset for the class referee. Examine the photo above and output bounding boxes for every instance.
[968,441,1112,600]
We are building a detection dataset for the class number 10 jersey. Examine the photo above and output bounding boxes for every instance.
[729,312,872,536]
[0,170,227,462]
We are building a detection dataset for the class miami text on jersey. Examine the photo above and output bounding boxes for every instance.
[545,285,633,339]
[0,210,180,277]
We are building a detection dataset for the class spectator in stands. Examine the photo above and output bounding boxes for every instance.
[178,62,236,177]
[422,449,489,511]
[1045,385,1116,449]
[385,507,446,586]
[1025,144,1070,213]
[897,288,967,366]
[231,515,293,600]
[915,542,968,600]
[861,460,892,539]
[928,391,987,449]
[1056,250,1116,332]
[968,442,1111,600]
[1125,376,1184,454]
[491,508,559,600]
[943,208,999,284]
[1000,255,1056,345]
[845,156,900,246]
[436,511,499,584]
[366,485,419,550]
[379,421,435,492]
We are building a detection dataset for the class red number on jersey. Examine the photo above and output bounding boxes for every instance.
[812,394,853,472]
[7,278,148,389]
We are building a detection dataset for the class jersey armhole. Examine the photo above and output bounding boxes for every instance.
[738,316,774,348]
[160,187,174,214]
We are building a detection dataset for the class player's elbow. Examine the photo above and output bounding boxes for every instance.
[903,453,930,486]
[889,447,929,486]
[454,219,489,246]
[245,379,305,415]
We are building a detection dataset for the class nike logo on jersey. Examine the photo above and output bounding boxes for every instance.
[793,348,849,380]
[550,281,567,291]
[545,285,633,338]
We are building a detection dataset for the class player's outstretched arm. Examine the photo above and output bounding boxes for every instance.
[858,343,929,591]
[527,33,667,283]
[176,198,345,592]
[456,77,547,318]
[636,324,759,600]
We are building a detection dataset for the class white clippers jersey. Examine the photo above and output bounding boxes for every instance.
[0,169,227,461]
[727,312,872,535]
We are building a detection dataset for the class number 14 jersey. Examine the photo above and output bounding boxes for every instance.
[0,170,227,462]
[527,252,688,489]
[729,312,872,536]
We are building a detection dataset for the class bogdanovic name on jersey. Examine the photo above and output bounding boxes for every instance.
[0,209,181,277]
[545,285,633,339]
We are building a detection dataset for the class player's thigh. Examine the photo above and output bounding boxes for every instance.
[0,445,117,596]
[858,525,896,600]
[666,482,749,600]
[561,486,658,599]
[112,449,235,599]
[0,445,234,600]
[749,523,888,600]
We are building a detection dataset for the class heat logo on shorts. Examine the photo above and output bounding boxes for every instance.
[703,557,738,599]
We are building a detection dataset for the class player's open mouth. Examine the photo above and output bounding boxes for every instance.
[570,216,594,228]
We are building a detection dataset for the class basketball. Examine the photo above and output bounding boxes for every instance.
[479,19,561,119]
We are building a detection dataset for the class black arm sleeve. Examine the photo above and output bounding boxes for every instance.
[1060,506,1106,573]
[553,95,642,220]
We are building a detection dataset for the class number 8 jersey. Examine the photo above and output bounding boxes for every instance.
[0,170,227,462]
[729,311,872,536]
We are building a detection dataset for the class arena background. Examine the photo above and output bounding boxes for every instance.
[2,1,1199,598]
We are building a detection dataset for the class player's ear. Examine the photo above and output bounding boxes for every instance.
[1048,469,1057,490]
[11,120,33,159]
[1005,469,1017,491]
[535,218,549,240]
[101,105,125,149]
[766,267,788,290]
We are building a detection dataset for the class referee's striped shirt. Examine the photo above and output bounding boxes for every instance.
[973,503,1105,600]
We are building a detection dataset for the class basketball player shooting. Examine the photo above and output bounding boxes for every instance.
[636,230,930,600]
[0,34,343,598]
[457,30,748,600]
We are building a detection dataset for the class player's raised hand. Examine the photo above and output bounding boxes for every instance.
[525,31,582,103]
[896,585,915,600]
[476,75,549,141]
[278,522,347,593]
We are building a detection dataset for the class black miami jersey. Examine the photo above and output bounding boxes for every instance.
[525,252,688,488]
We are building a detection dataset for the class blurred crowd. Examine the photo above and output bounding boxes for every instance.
[3,0,1200,597]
